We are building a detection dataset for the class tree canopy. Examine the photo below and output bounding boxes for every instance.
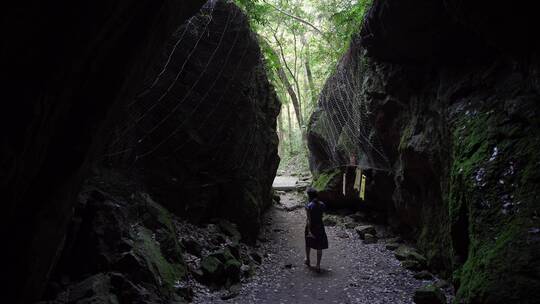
[234,0,372,171]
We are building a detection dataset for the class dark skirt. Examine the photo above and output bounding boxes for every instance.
[305,224,328,250]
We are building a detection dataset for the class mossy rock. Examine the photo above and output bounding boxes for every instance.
[355,225,376,239]
[224,259,242,282]
[211,248,237,264]
[218,219,242,242]
[56,273,119,304]
[344,221,358,229]
[200,256,224,283]
[206,248,242,284]
[402,259,423,271]
[323,214,338,226]
[363,233,378,244]
[131,227,186,292]
[448,105,540,303]
[413,285,446,304]
[395,245,427,266]
[311,169,341,192]
[414,271,434,280]
[385,243,400,251]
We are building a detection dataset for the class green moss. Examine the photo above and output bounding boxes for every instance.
[133,227,186,292]
[454,219,539,303]
[201,256,223,275]
[143,195,176,232]
[398,120,415,151]
[311,169,342,192]
[448,106,540,303]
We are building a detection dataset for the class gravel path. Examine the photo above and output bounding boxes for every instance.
[194,192,437,304]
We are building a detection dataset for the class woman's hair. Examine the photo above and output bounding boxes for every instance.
[307,187,318,200]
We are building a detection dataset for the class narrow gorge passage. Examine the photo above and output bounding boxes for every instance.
[3,0,539,303]
[195,189,451,304]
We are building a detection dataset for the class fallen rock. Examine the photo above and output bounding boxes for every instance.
[385,243,400,251]
[323,215,338,226]
[226,243,241,260]
[212,234,227,245]
[413,285,446,304]
[182,238,202,256]
[220,291,239,301]
[363,233,378,244]
[402,260,423,271]
[413,271,434,280]
[336,231,350,239]
[53,273,117,303]
[200,256,224,283]
[223,258,242,282]
[114,251,154,283]
[355,225,377,239]
[249,251,262,264]
[174,280,194,302]
[386,236,403,244]
[344,221,358,229]
[434,279,451,289]
[285,204,304,211]
[395,245,427,266]
[218,219,242,242]
[349,212,368,222]
[240,264,251,277]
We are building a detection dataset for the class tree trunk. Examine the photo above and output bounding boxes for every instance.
[286,103,293,154]
[273,31,306,144]
[302,34,317,107]
[277,112,285,156]
[276,63,304,132]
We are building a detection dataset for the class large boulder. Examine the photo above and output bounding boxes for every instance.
[105,0,280,240]
[413,285,446,304]
[44,173,188,303]
[2,0,280,301]
[307,0,540,302]
[1,1,205,302]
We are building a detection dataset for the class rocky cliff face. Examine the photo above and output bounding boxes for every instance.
[1,0,279,302]
[105,0,280,240]
[308,1,540,303]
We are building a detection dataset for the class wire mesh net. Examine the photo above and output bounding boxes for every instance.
[103,0,272,174]
[309,44,391,173]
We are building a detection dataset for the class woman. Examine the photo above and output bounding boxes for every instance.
[304,188,328,272]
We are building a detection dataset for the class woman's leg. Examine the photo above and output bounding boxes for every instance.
[305,246,311,266]
[316,250,322,271]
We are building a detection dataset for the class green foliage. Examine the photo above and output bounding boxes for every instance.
[235,0,373,163]
[312,169,341,192]
[133,227,186,291]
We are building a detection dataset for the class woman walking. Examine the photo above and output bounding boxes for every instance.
[304,188,328,272]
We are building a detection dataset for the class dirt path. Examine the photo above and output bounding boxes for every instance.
[194,192,439,304]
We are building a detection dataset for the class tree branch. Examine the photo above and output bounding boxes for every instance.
[263,0,326,38]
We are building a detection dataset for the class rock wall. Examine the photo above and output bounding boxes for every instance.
[1,0,279,302]
[308,1,540,303]
[105,0,280,240]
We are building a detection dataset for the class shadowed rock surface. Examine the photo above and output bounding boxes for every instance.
[1,1,205,302]
[1,0,278,302]
[104,0,280,240]
[308,0,540,303]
